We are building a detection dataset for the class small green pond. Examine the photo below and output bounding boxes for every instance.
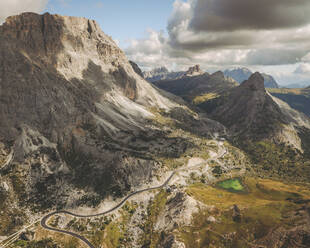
[216,178,246,193]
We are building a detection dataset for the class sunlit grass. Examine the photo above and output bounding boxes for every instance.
[180,178,310,247]
[216,178,244,192]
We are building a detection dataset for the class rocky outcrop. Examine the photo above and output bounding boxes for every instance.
[210,72,285,140]
[144,66,169,78]
[240,72,265,91]
[208,72,310,151]
[154,191,202,248]
[184,64,204,77]
[232,204,242,223]
[143,67,185,82]
[144,64,205,83]
[129,61,144,78]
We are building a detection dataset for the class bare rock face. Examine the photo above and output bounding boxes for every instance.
[143,67,185,82]
[232,204,242,223]
[130,61,144,78]
[0,12,188,211]
[143,67,169,80]
[210,72,288,140]
[184,64,204,77]
[209,72,310,151]
[241,72,265,91]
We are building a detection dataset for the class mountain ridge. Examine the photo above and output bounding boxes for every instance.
[152,68,237,102]
[143,66,185,82]
[1,12,310,248]
[0,12,220,215]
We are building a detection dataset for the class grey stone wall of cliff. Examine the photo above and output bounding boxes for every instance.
[0,12,180,208]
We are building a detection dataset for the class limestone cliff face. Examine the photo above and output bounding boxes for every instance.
[0,12,183,210]
[184,64,204,77]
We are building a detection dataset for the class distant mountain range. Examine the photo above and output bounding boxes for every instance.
[142,63,310,176]
[152,67,237,102]
[144,66,280,88]
[223,67,279,88]
[143,66,185,82]
[151,65,310,147]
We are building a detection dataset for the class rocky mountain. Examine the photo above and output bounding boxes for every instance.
[153,69,237,102]
[144,64,205,82]
[223,67,252,83]
[143,66,185,82]
[207,73,310,145]
[1,13,310,248]
[184,64,204,77]
[0,12,226,236]
[129,60,144,78]
[152,68,310,150]
[0,12,166,206]
[224,67,279,88]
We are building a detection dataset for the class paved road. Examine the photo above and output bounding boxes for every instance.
[40,141,227,248]
[40,172,175,248]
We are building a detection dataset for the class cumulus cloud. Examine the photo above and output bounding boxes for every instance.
[0,0,48,23]
[125,0,310,74]
[295,63,310,75]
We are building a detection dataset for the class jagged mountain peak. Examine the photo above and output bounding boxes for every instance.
[143,66,185,82]
[241,72,265,91]
[1,12,176,109]
[1,12,120,66]
[144,66,169,75]
[0,11,183,146]
[184,64,204,77]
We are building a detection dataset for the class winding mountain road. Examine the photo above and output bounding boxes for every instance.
[38,141,227,248]
[40,172,175,248]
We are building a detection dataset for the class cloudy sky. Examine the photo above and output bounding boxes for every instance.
[1,0,310,86]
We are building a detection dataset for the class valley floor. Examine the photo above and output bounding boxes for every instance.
[1,138,310,248]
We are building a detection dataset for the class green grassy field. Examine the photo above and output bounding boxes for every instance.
[216,178,245,192]
[181,178,310,247]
